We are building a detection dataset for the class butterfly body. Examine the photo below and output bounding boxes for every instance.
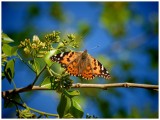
[50,50,111,80]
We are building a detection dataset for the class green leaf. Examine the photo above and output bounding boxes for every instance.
[57,94,71,118]
[41,76,51,86]
[2,44,18,56]
[40,76,60,90]
[40,76,56,89]
[17,109,36,118]
[4,93,21,108]
[70,98,84,118]
[4,59,15,84]
[2,32,14,43]
[28,60,40,74]
[44,49,59,67]
[63,89,80,98]
[64,113,74,118]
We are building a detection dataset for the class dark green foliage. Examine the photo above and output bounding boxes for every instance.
[4,93,21,108]
[57,91,83,118]
[50,3,65,22]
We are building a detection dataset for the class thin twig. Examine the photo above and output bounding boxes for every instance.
[2,83,158,98]
[2,95,59,117]
[31,64,47,86]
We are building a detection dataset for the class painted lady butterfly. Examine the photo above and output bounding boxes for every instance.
[50,50,111,80]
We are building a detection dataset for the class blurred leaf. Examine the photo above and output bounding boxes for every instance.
[128,106,141,118]
[141,105,158,118]
[57,94,71,118]
[28,4,40,18]
[70,98,84,118]
[96,97,112,118]
[50,3,65,22]
[146,48,158,69]
[2,44,18,56]
[4,93,21,108]
[100,2,131,38]
[4,59,15,84]
[2,32,14,43]
[143,14,158,36]
[126,76,136,83]
[78,22,91,37]
[114,108,127,118]
[121,61,133,71]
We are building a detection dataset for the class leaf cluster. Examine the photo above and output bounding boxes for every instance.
[2,31,84,118]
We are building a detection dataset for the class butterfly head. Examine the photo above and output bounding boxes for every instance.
[82,50,88,59]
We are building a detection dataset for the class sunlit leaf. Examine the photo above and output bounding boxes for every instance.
[44,49,59,67]
[2,44,18,56]
[2,33,14,43]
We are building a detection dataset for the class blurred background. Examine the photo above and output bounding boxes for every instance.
[2,2,158,118]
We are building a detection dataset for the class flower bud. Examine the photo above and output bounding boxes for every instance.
[24,47,30,54]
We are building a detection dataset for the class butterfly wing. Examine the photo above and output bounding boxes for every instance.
[50,51,80,67]
[50,51,81,76]
[89,55,111,79]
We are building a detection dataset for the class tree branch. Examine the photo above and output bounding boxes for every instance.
[2,82,158,98]
[72,83,158,91]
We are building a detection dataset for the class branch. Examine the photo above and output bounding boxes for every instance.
[72,83,158,91]
[2,83,158,97]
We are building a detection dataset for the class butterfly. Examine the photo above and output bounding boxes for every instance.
[50,50,111,80]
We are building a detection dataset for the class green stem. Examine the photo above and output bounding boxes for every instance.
[31,64,47,86]
[12,79,17,89]
[33,58,38,75]
[25,104,59,117]
[47,65,61,77]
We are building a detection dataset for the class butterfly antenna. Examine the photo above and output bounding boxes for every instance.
[89,45,100,50]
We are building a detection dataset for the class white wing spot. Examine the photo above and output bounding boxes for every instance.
[60,52,64,57]
[101,66,104,70]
